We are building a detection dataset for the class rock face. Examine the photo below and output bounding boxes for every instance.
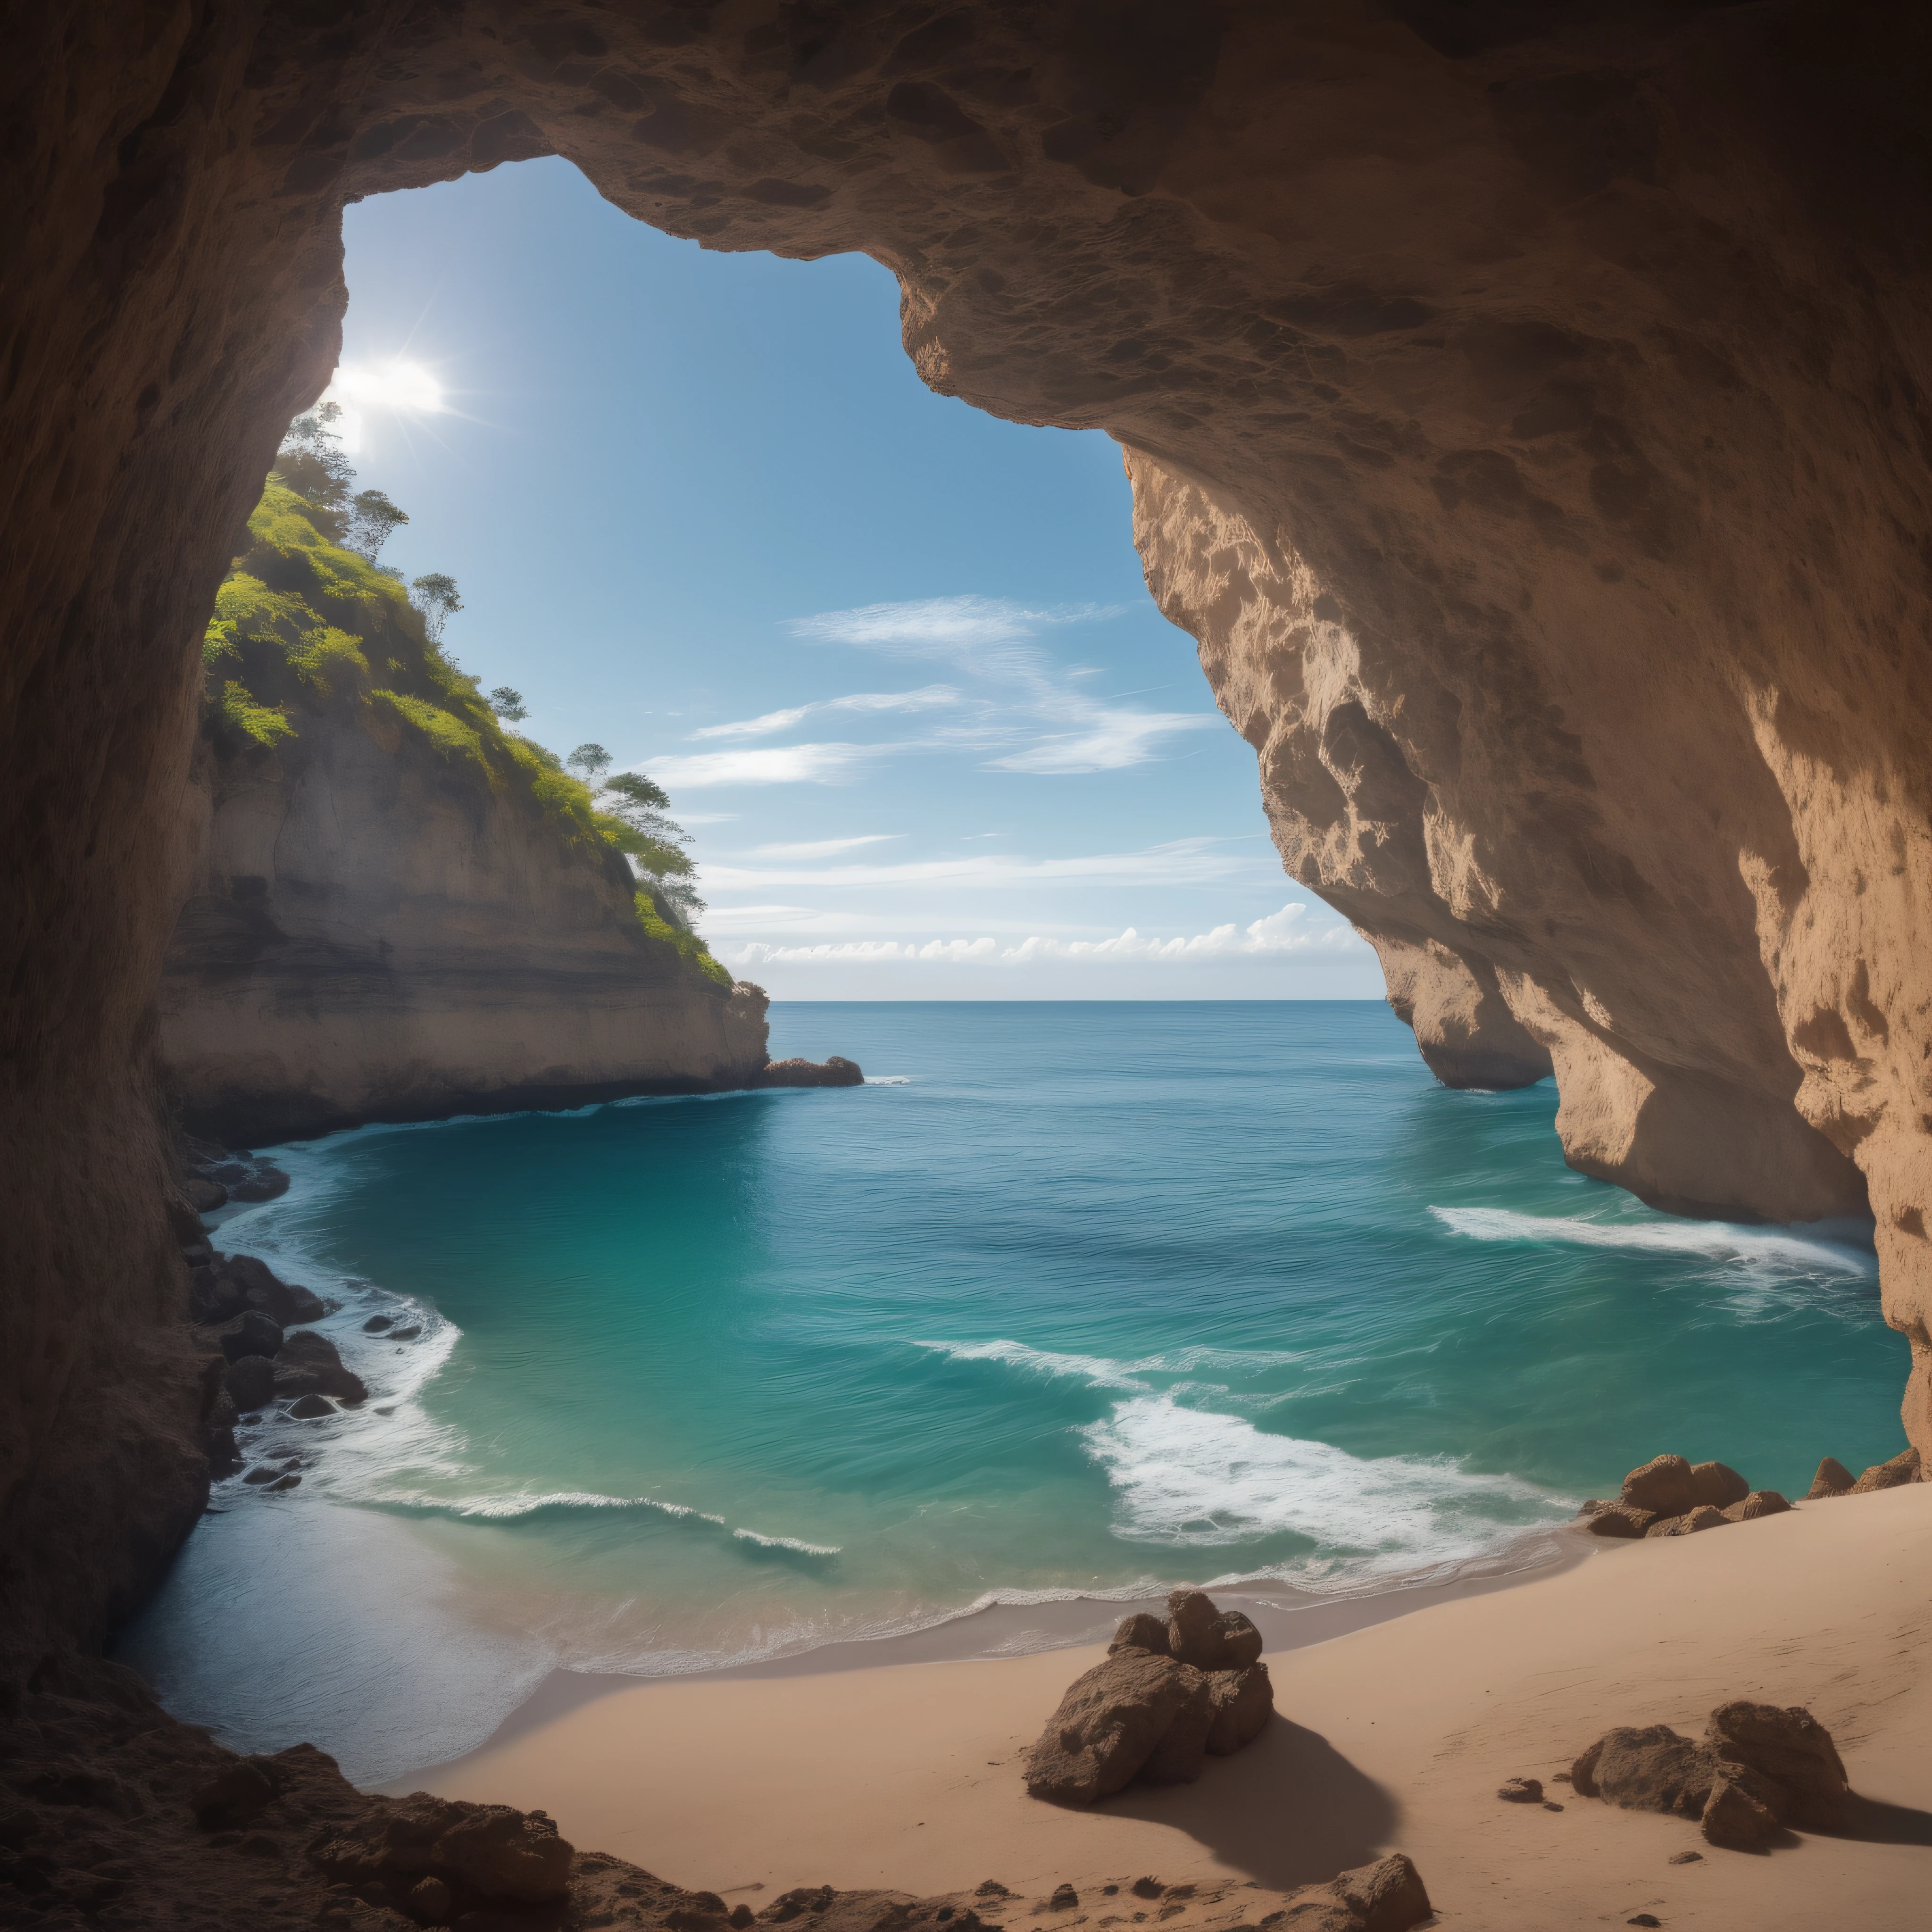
[4,0,1932,1663]
[161,591,772,1146]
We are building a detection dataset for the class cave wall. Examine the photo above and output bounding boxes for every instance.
[3,0,1930,1643]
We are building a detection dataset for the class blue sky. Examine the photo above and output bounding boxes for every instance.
[329,158,1379,998]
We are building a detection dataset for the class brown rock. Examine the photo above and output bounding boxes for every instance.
[1023,1651,1210,1805]
[1688,1461,1750,1510]
[1109,1613,1171,1658]
[224,1254,327,1325]
[1701,1772,1784,1849]
[1806,1457,1857,1499]
[223,1353,276,1414]
[308,1794,573,1903]
[408,1874,453,1924]
[1705,1701,1850,1831]
[191,1757,282,1829]
[1584,1726,1715,1819]
[1645,1505,1730,1537]
[1497,1776,1543,1803]
[1049,1885,1078,1909]
[1211,1610,1265,1670]
[1138,1670,1216,1785]
[279,1329,368,1403]
[1329,1853,1433,1932]
[1720,1490,1791,1523]
[1583,1504,1657,1539]
[1166,1589,1224,1669]
[1621,1455,1700,1519]
[1850,1445,1921,1493]
[1205,1663,1274,1756]
[758,1056,864,1088]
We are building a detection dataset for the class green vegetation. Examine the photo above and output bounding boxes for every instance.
[201,404,725,979]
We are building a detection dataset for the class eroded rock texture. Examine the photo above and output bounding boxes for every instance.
[4,0,1932,1656]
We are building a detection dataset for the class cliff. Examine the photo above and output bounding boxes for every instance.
[3,0,1930,1673]
[159,483,769,1145]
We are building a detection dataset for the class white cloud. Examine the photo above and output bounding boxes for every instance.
[699,837,1267,891]
[690,686,959,741]
[645,743,872,789]
[716,905,1366,969]
[741,834,903,859]
[987,710,1219,775]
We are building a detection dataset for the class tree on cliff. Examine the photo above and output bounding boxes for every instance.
[273,404,354,520]
[568,743,612,780]
[489,687,528,722]
[342,489,409,563]
[409,573,463,643]
[601,770,705,922]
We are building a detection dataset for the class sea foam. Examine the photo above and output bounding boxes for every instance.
[1430,1205,1874,1276]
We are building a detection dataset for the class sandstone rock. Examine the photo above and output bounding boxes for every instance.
[1328,1853,1433,1932]
[1166,1589,1223,1668]
[758,1057,864,1089]
[1582,1726,1715,1819]
[1109,1612,1170,1657]
[224,1354,275,1412]
[218,1311,283,1363]
[1205,1662,1274,1756]
[1138,1669,1215,1785]
[1700,1772,1784,1849]
[1850,1445,1920,1493]
[286,1393,335,1419]
[1497,1777,1542,1803]
[1583,1503,1657,1539]
[1689,1461,1750,1510]
[1806,1457,1857,1499]
[1645,1505,1730,1537]
[1705,1701,1849,1831]
[1621,1456,1700,1519]
[308,1794,573,1904]
[1212,1611,1264,1670]
[1023,1650,1209,1805]
[1721,1490,1791,1522]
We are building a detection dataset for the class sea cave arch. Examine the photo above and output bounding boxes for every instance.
[3,0,1931,1649]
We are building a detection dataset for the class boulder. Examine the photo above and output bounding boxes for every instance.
[1721,1490,1791,1523]
[1579,1725,1715,1818]
[279,1329,367,1402]
[286,1393,335,1419]
[226,1163,291,1202]
[1646,1505,1730,1537]
[408,1876,453,1924]
[1689,1461,1750,1509]
[192,1757,284,1829]
[1049,1885,1078,1910]
[1705,1700,1849,1831]
[363,1314,395,1334]
[1806,1457,1857,1499]
[187,1177,227,1213]
[1135,1670,1215,1785]
[1109,1613,1170,1657]
[273,1365,324,1394]
[218,1311,283,1363]
[1212,1610,1265,1670]
[1205,1662,1274,1756]
[1620,1455,1699,1518]
[224,1354,276,1411]
[1850,1445,1920,1493]
[189,1266,248,1325]
[1328,1854,1432,1932]
[1701,1772,1783,1849]
[1583,1503,1657,1539]
[1024,1650,1211,1805]
[1497,1777,1543,1803]
[222,1253,327,1324]
[1166,1589,1224,1668]
[308,1795,573,1904]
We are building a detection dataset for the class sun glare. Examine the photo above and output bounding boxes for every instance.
[323,360,448,452]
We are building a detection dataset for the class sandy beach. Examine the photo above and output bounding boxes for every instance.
[397,1484,1932,1930]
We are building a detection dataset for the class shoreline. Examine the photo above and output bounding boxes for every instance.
[391,1484,1932,1931]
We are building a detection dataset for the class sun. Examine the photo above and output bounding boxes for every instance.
[321,359,448,452]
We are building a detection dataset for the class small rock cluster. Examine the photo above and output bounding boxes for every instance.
[181,1135,292,1212]
[1565,1700,1851,1851]
[1580,1445,1921,1540]
[1024,1591,1274,1806]
[1027,1859,1429,1932]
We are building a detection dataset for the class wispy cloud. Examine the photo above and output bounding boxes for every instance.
[716,906,1366,967]
[690,686,959,741]
[741,834,903,859]
[783,595,1218,776]
[699,837,1266,890]
[645,743,873,789]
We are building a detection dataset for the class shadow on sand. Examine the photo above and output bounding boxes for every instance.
[1063,1718,1396,1892]
[1842,1792,1932,1847]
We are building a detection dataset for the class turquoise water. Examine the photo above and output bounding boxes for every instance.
[120,1001,1900,1778]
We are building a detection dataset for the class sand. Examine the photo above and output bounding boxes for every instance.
[399,1485,1932,1929]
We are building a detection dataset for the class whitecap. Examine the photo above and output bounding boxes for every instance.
[1078,1394,1569,1558]
[1429,1205,1874,1276]
[911,1337,1306,1391]
[731,1528,842,1556]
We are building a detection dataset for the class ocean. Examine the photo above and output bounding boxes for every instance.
[116,1001,1899,1783]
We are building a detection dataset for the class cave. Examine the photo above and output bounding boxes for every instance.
[3,0,1929,1923]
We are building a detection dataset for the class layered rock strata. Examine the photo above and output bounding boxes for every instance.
[5,0,1932,1692]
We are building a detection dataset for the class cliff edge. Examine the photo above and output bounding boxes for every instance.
[159,475,771,1144]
